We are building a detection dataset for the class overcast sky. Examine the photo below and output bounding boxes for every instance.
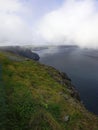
[0,0,98,48]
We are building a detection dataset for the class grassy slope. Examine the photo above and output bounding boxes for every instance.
[0,52,98,130]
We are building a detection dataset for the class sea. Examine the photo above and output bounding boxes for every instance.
[32,45,98,115]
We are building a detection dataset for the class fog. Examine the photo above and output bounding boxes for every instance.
[0,0,98,48]
[36,0,98,48]
[0,0,33,46]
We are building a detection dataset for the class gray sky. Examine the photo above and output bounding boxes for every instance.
[0,0,98,48]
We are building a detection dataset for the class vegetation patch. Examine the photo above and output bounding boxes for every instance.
[0,51,98,130]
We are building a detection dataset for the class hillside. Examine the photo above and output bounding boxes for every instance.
[0,51,98,130]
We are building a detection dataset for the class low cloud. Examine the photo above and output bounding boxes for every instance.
[36,0,98,48]
[0,0,33,46]
[0,0,98,48]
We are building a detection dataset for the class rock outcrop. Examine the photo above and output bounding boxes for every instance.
[46,66,81,101]
[0,46,40,61]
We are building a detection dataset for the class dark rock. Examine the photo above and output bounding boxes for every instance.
[0,46,40,61]
[60,72,71,81]
[71,91,80,101]
[47,66,81,101]
[59,72,81,101]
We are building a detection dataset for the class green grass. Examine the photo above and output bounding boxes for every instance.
[0,51,98,130]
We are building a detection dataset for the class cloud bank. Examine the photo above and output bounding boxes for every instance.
[36,0,98,48]
[0,0,98,48]
[0,0,32,46]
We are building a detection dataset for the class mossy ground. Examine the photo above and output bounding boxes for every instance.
[0,51,98,130]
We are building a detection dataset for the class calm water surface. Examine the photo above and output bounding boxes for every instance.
[35,46,98,115]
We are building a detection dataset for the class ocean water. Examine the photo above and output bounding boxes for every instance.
[34,46,98,115]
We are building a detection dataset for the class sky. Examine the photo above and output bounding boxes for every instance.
[0,0,98,48]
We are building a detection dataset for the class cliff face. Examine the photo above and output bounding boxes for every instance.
[0,46,40,61]
[0,51,98,130]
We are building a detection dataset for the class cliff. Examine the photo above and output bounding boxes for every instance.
[0,46,40,61]
[0,50,98,130]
